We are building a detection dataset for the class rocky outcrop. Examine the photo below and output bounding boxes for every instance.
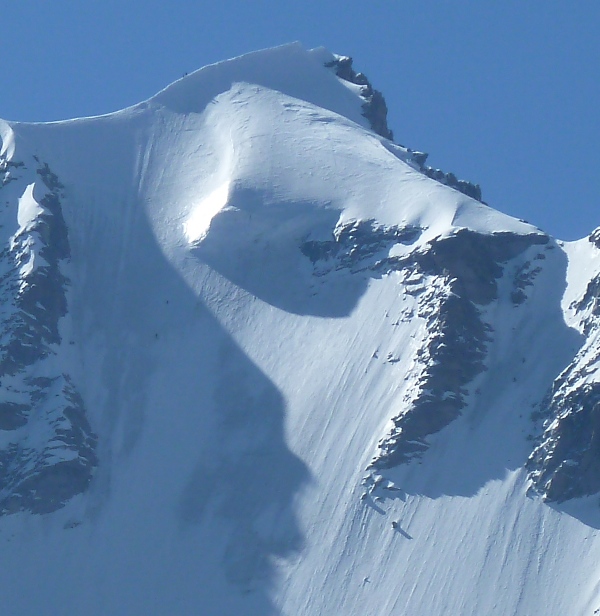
[325,55,394,141]
[0,374,97,515]
[325,55,485,203]
[0,156,24,188]
[0,161,70,375]
[528,377,600,503]
[589,227,600,250]
[302,222,548,468]
[510,256,544,305]
[572,273,600,332]
[372,231,548,468]
[422,168,483,203]
[0,158,97,515]
[300,219,422,274]
[527,261,600,502]
[374,277,491,467]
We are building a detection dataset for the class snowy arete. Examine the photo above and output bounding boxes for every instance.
[1,43,600,615]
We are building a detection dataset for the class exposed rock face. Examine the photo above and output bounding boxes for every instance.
[374,276,491,467]
[302,222,549,468]
[324,56,394,141]
[1,162,69,375]
[589,227,600,250]
[300,219,422,274]
[422,168,483,203]
[510,256,544,305]
[0,374,97,515]
[0,158,23,188]
[372,231,548,468]
[528,377,600,503]
[527,257,600,502]
[325,55,484,203]
[0,155,97,515]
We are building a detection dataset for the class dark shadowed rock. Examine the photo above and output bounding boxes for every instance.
[324,55,394,141]
[528,382,600,503]
[0,375,98,515]
[301,220,422,272]
[528,267,600,502]
[301,220,549,469]
[423,168,483,202]
[0,159,97,515]
[324,55,486,203]
[589,227,600,250]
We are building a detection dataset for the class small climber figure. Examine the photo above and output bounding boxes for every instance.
[391,521,399,530]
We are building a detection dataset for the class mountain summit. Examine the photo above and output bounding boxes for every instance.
[1,43,600,615]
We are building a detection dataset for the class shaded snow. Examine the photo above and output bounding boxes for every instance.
[0,43,598,616]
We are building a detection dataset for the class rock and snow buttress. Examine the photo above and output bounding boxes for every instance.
[1,44,600,616]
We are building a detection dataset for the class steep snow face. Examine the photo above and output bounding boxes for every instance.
[0,43,600,616]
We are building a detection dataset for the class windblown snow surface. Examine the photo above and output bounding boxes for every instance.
[1,43,600,615]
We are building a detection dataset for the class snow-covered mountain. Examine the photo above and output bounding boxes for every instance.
[1,43,600,615]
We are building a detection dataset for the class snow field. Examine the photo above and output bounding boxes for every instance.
[0,43,598,615]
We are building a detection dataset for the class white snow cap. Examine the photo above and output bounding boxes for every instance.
[147,43,543,252]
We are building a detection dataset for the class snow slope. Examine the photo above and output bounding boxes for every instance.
[1,43,600,615]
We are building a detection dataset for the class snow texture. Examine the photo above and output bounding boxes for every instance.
[0,43,599,616]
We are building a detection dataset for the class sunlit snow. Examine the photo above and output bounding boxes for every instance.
[16,183,44,232]
[183,182,230,244]
[0,42,598,616]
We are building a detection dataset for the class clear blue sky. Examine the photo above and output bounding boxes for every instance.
[2,1,599,240]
